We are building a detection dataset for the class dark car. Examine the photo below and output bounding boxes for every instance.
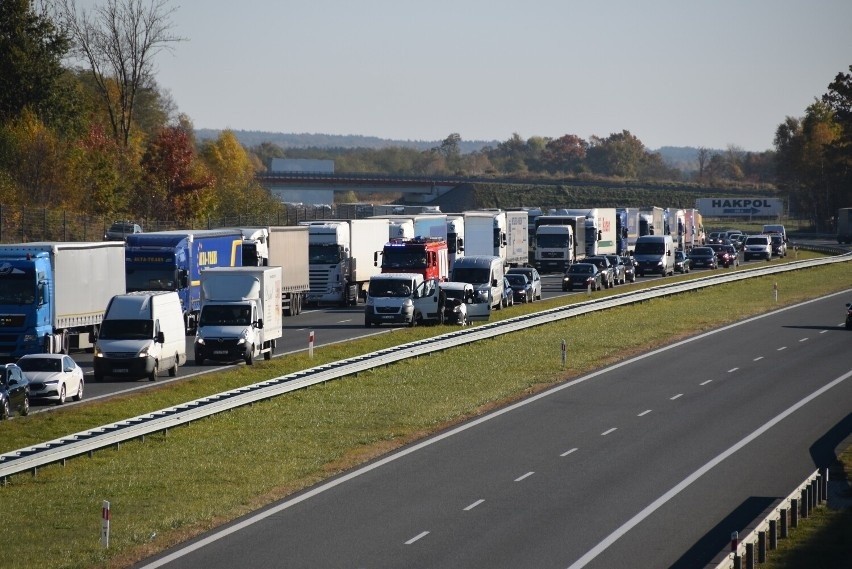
[621,256,636,283]
[674,250,690,273]
[506,267,542,301]
[562,263,602,291]
[501,277,514,308]
[688,246,718,269]
[1,363,30,420]
[770,234,787,257]
[505,273,533,303]
[707,232,723,245]
[709,243,739,268]
[584,256,614,288]
[605,255,627,285]
[104,221,143,241]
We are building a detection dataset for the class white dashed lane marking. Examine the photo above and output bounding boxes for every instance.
[601,428,617,436]
[700,380,713,386]
[561,448,578,457]
[405,531,429,545]
[670,394,683,401]
[515,472,535,482]
[638,410,652,417]
[464,499,484,511]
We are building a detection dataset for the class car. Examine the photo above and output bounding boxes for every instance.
[605,255,627,285]
[505,273,533,303]
[506,267,542,301]
[17,354,84,405]
[501,277,514,308]
[621,256,636,283]
[707,232,723,245]
[104,221,143,241]
[744,235,773,261]
[439,281,491,324]
[709,243,739,268]
[734,233,748,251]
[585,256,615,288]
[688,246,718,269]
[1,363,30,420]
[770,233,787,257]
[562,263,602,291]
[674,250,691,273]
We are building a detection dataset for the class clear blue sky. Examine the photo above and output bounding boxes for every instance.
[112,1,852,151]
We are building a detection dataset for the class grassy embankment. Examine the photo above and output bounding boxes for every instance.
[0,252,849,568]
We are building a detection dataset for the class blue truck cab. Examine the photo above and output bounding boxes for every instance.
[124,230,243,333]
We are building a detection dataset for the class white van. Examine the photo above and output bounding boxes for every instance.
[93,291,187,381]
[633,235,675,277]
[762,224,787,243]
[364,273,443,327]
[450,255,505,310]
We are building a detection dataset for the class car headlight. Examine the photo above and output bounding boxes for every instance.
[195,337,206,346]
[138,345,150,358]
[94,345,104,357]
[403,299,413,308]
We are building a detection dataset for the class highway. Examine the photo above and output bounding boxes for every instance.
[134,292,852,569]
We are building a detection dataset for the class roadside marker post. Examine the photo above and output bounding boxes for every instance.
[561,339,567,369]
[308,331,315,358]
[101,500,110,548]
[773,282,778,303]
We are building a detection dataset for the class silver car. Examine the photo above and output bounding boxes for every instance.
[17,354,84,405]
[506,267,542,301]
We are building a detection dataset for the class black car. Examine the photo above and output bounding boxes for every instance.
[562,263,602,291]
[1,363,30,420]
[104,221,143,241]
[621,256,637,283]
[674,250,691,273]
[504,273,533,303]
[584,256,615,288]
[688,246,718,269]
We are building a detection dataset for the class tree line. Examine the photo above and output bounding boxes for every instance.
[1,1,849,231]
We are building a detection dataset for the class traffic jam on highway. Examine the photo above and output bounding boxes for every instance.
[0,206,796,418]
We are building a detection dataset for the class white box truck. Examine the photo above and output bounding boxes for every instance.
[505,210,529,267]
[463,210,507,262]
[194,266,283,366]
[236,226,310,315]
[446,215,465,271]
[550,208,616,256]
[301,218,389,306]
[0,241,126,357]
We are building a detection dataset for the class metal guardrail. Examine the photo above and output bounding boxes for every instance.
[2,251,850,482]
[709,469,828,568]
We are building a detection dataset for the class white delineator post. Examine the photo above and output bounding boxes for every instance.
[308,330,315,358]
[773,282,778,303]
[101,500,110,548]
[561,339,567,369]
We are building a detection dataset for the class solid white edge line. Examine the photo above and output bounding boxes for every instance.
[405,531,429,545]
[564,368,852,569]
[136,292,849,569]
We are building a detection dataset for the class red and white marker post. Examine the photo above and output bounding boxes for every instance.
[101,500,111,548]
[308,330,315,358]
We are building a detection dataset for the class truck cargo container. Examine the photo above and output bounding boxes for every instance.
[446,215,465,271]
[0,242,126,358]
[639,207,665,238]
[505,210,529,267]
[237,226,310,316]
[549,208,617,257]
[124,229,244,333]
[664,208,686,250]
[463,211,507,262]
[683,209,705,250]
[194,266,283,365]
[615,208,640,255]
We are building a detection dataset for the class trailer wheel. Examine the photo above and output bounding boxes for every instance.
[60,329,69,355]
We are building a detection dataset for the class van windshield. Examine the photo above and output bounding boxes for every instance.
[99,319,153,340]
[634,242,664,255]
[451,268,489,285]
[368,280,413,298]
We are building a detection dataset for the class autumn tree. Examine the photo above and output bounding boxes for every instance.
[543,134,588,174]
[55,0,183,146]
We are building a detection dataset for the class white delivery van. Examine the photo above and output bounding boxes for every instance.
[93,291,187,382]
[633,235,675,277]
[364,273,443,327]
[450,255,505,310]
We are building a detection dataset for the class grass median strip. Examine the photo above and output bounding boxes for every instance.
[0,255,849,569]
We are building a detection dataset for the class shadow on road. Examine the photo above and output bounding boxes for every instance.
[810,412,852,508]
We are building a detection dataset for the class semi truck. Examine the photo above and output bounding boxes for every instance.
[371,214,448,242]
[237,226,310,316]
[639,207,665,238]
[301,218,389,306]
[0,241,126,358]
[376,237,449,281]
[124,229,244,333]
[615,208,640,255]
[463,210,507,262]
[664,208,686,250]
[550,208,617,257]
[683,209,705,250]
[446,215,465,271]
[533,216,586,272]
[194,266,283,366]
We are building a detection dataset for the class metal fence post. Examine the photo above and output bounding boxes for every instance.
[780,507,788,537]
[769,518,777,550]
[791,499,798,528]
[745,542,754,569]
[758,531,766,563]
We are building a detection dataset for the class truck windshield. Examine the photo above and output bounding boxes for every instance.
[0,274,35,305]
[451,268,489,285]
[368,280,412,298]
[99,319,153,340]
[126,269,177,292]
[537,234,569,248]
[199,305,251,326]
[447,232,458,254]
[634,242,664,255]
[242,244,261,267]
[382,250,427,269]
[308,244,342,264]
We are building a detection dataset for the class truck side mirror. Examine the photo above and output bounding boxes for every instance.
[256,318,264,329]
[178,270,188,288]
[491,278,498,287]
[156,331,165,344]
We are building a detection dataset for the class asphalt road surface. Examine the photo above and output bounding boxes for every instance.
[134,291,852,569]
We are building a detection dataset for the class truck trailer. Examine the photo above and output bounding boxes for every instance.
[195,266,283,365]
[463,210,507,262]
[124,229,244,333]
[0,241,126,358]
[505,210,529,267]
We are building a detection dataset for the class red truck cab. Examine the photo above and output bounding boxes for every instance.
[378,237,449,281]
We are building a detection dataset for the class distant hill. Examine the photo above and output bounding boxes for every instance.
[196,129,709,172]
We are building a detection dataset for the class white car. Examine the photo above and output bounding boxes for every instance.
[17,354,84,405]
